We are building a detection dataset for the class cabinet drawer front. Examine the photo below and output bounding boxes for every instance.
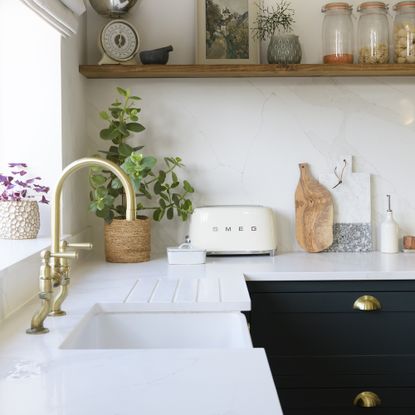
[278,387,415,409]
[251,312,415,355]
[269,355,415,377]
[251,292,415,313]
[284,408,412,415]
[247,280,415,294]
[275,373,415,389]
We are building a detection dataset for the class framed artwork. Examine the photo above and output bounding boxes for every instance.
[196,0,259,64]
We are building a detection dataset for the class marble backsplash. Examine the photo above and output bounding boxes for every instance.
[86,77,415,254]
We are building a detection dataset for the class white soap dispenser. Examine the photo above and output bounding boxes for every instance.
[380,195,399,254]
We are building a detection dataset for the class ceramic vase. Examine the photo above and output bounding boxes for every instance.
[0,201,40,239]
[267,33,302,64]
[104,216,151,263]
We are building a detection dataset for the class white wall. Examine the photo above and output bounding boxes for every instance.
[61,14,90,236]
[86,0,415,254]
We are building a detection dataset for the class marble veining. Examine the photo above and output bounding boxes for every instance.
[87,77,415,254]
[5,360,43,380]
[319,155,371,224]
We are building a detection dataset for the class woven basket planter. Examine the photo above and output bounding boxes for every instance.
[104,216,151,263]
[0,201,40,240]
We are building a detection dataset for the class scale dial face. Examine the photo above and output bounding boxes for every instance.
[100,19,139,62]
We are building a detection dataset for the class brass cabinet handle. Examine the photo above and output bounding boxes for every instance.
[50,251,79,260]
[353,391,381,408]
[353,295,381,311]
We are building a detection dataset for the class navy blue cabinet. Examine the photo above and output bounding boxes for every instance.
[247,280,415,414]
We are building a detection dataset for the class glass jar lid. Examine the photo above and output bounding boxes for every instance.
[357,1,389,11]
[393,1,415,11]
[322,2,353,12]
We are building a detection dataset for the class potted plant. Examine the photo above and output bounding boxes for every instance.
[0,163,49,239]
[253,0,301,64]
[89,87,195,263]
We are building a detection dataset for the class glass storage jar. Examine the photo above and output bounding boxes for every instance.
[357,2,390,63]
[393,1,415,63]
[322,2,354,64]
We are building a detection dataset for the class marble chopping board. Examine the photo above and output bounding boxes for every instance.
[319,155,372,252]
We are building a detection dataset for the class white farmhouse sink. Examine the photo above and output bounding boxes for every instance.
[61,304,252,350]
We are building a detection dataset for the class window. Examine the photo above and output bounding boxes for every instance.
[0,0,61,235]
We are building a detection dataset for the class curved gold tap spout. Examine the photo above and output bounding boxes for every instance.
[51,157,136,256]
[27,157,136,334]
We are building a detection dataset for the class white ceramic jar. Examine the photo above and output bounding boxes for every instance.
[380,196,399,254]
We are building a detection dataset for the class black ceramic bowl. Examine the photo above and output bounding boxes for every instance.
[140,45,173,65]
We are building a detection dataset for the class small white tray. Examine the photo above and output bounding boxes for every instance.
[167,243,206,265]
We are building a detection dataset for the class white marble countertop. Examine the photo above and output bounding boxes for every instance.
[0,237,52,272]
[123,251,415,281]
[2,251,415,415]
[0,259,280,415]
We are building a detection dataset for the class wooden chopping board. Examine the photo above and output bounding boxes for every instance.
[295,163,334,253]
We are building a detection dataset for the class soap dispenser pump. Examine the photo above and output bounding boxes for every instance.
[380,195,399,254]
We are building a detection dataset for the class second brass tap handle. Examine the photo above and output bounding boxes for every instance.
[51,251,79,260]
[353,295,382,312]
[66,242,93,250]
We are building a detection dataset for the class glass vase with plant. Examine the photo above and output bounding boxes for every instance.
[0,163,49,239]
[253,0,301,64]
[89,87,195,262]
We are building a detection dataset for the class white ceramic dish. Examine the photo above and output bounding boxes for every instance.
[167,243,206,265]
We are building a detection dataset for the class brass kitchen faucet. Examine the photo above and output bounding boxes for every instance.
[26,157,136,334]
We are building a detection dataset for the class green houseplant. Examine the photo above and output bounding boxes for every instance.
[90,87,194,263]
[253,0,301,64]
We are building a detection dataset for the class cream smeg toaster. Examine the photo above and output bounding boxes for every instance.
[188,205,277,256]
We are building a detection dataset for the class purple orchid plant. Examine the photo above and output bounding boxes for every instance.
[0,163,49,204]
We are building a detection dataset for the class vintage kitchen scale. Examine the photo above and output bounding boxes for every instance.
[89,0,141,65]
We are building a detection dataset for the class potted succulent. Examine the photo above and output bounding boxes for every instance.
[89,87,194,263]
[253,0,301,64]
[0,163,49,239]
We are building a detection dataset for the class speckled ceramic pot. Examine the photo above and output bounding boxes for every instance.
[267,34,302,64]
[0,201,40,239]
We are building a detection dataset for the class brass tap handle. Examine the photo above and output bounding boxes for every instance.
[353,391,381,408]
[353,295,382,311]
[66,242,93,250]
[51,251,79,260]
[60,240,93,251]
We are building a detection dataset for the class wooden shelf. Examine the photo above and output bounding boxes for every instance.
[79,63,415,79]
